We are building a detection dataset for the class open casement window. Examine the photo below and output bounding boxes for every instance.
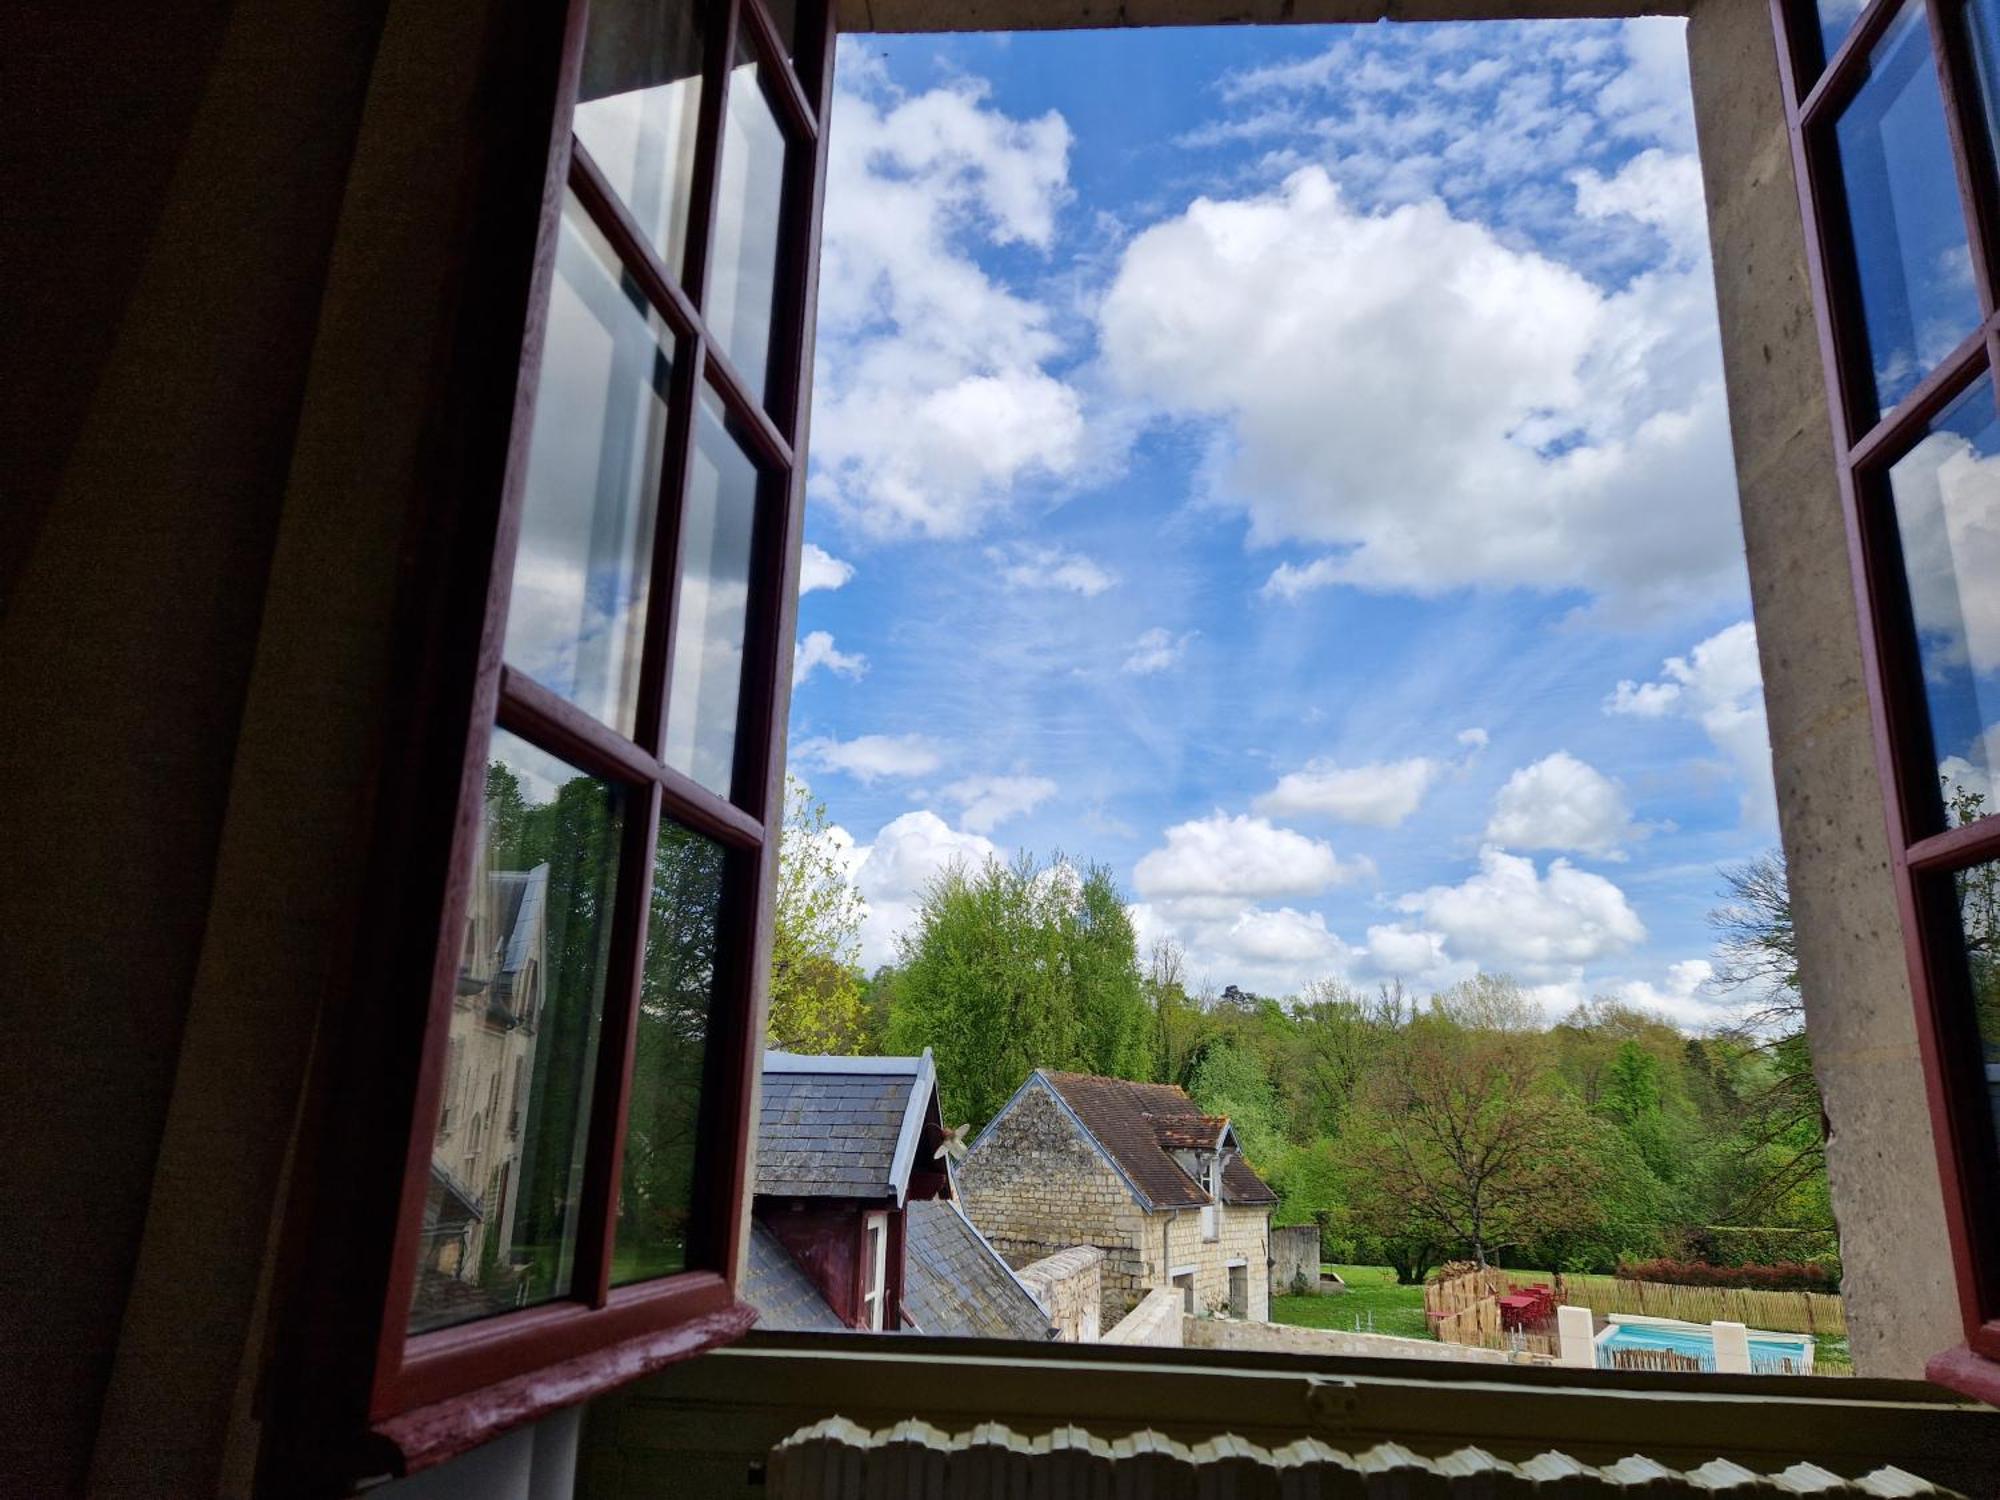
[861,1212,889,1331]
[267,0,837,1481]
[1774,0,2000,1401]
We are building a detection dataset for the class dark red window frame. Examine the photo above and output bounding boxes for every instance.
[259,0,839,1483]
[1771,0,2000,1402]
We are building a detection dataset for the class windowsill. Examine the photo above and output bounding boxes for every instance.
[1926,1342,2000,1406]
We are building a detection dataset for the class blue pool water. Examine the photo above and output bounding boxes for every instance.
[1597,1320,1814,1374]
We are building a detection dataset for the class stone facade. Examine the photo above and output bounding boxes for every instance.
[956,1078,1272,1330]
[1015,1245,1103,1342]
[1269,1224,1320,1300]
[1100,1287,1183,1347]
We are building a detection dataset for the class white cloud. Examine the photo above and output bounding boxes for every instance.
[942,773,1058,833]
[1133,812,1365,917]
[1572,147,1707,264]
[842,810,999,969]
[1254,756,1439,828]
[1606,620,1775,825]
[987,543,1117,597]
[793,630,867,686]
[793,733,943,784]
[1122,627,1197,676]
[799,542,855,595]
[1485,751,1642,859]
[811,56,1085,539]
[1101,166,1741,620]
[1603,957,1724,1029]
[1597,18,1698,147]
[1458,727,1490,753]
[1394,846,1646,979]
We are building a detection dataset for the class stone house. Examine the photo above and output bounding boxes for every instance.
[956,1071,1277,1329]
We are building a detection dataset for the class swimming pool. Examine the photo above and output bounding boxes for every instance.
[1595,1316,1815,1374]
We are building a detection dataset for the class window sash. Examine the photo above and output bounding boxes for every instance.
[1776,0,2000,1392]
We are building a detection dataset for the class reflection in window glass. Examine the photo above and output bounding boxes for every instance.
[1951,860,2000,1170]
[1830,2,1981,424]
[504,196,671,736]
[761,0,802,62]
[1969,0,2000,178]
[1889,376,2000,828]
[707,44,790,407]
[612,818,725,1284]
[663,393,761,800]
[411,731,623,1334]
[573,0,706,283]
[1814,0,1869,72]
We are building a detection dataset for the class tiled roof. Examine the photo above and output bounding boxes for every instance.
[743,1222,848,1333]
[1036,1072,1278,1210]
[902,1198,1051,1341]
[754,1052,939,1203]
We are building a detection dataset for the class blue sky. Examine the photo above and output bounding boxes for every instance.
[784,18,1778,1026]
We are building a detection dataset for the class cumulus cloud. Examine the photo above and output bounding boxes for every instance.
[1122,627,1197,676]
[1101,166,1740,620]
[810,55,1085,539]
[793,733,943,784]
[842,810,1000,969]
[1485,751,1642,858]
[799,542,855,595]
[1602,957,1723,1029]
[1133,812,1366,919]
[1390,846,1646,979]
[793,630,867,686]
[987,542,1117,597]
[1255,756,1439,828]
[1572,147,1708,264]
[942,773,1058,833]
[1606,620,1775,825]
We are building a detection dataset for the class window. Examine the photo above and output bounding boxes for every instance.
[267,0,837,1473]
[861,1212,888,1331]
[1776,0,2000,1398]
[1173,1268,1197,1316]
[1227,1260,1248,1320]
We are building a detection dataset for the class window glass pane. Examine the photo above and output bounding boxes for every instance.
[612,817,725,1284]
[1968,0,2000,175]
[707,43,790,408]
[1830,2,1982,424]
[1814,0,1869,72]
[759,0,801,62]
[1950,860,2000,1175]
[663,391,762,800]
[504,195,671,736]
[1888,374,2000,828]
[411,731,624,1334]
[573,0,706,284]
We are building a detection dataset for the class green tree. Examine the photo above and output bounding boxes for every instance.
[766,777,867,1054]
[886,852,1146,1125]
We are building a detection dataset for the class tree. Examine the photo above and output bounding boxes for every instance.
[1342,1005,1604,1269]
[766,776,867,1054]
[886,852,1146,1125]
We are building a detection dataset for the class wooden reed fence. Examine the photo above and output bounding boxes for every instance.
[1603,1348,1708,1374]
[1556,1274,1846,1337]
[1426,1270,1557,1358]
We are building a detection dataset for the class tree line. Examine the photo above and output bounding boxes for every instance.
[769,780,1839,1282]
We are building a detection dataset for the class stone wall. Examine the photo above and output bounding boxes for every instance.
[1270,1224,1320,1300]
[958,1082,1153,1326]
[1182,1318,1545,1366]
[1100,1287,1183,1348]
[1015,1245,1103,1342]
[1165,1205,1272,1322]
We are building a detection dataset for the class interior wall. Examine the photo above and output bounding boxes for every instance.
[1684,0,1964,1374]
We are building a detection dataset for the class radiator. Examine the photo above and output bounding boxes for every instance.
[765,1417,1954,1498]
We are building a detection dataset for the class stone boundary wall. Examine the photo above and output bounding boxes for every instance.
[1270,1225,1319,1299]
[1100,1288,1182,1348]
[1183,1317,1549,1366]
[1016,1246,1103,1342]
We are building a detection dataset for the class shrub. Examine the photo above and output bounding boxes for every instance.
[1615,1256,1838,1292]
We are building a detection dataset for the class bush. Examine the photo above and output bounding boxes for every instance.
[1615,1256,1838,1292]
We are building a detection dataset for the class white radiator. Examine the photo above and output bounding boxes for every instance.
[766,1417,1953,1498]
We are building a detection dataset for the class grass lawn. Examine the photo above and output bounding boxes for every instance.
[1269,1264,1434,1340]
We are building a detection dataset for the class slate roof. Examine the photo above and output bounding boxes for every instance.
[742,1222,847,1333]
[754,1051,939,1204]
[1035,1072,1279,1210]
[902,1198,1052,1341]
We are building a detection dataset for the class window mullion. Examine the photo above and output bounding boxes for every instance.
[577,778,666,1307]
[1801,0,1908,125]
[683,0,741,312]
